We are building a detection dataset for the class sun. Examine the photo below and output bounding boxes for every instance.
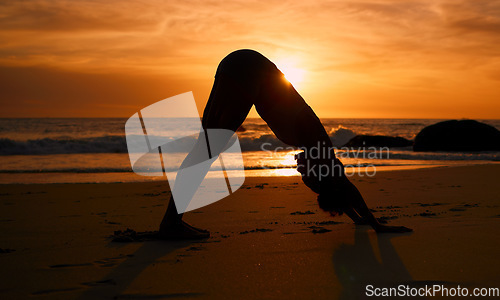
[273,58,306,88]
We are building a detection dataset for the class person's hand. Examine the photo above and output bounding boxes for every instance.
[374,224,413,233]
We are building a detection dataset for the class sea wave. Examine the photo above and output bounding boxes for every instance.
[0,136,127,155]
[2,131,499,161]
[0,163,430,174]
[0,128,357,155]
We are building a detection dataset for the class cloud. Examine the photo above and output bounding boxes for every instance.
[0,0,498,117]
[0,0,163,32]
[440,1,500,34]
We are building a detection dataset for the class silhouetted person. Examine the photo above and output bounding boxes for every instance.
[159,49,412,239]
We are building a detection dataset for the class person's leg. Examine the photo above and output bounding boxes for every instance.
[159,59,257,238]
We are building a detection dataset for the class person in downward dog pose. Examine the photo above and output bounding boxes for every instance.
[159,49,412,239]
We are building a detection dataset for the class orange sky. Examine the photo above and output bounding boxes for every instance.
[0,0,499,118]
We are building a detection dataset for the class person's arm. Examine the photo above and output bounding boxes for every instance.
[340,178,412,233]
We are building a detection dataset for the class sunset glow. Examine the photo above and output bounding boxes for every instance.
[274,58,306,89]
[0,0,499,118]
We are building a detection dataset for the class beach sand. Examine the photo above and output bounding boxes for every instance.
[0,165,499,299]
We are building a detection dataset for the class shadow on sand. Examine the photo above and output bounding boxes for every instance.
[76,238,202,299]
[333,228,451,299]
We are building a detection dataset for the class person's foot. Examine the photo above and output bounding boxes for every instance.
[159,221,210,240]
[182,220,209,233]
[374,224,412,233]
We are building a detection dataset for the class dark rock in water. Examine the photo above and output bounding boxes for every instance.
[344,135,412,148]
[413,120,500,152]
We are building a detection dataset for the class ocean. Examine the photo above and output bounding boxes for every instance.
[0,118,499,184]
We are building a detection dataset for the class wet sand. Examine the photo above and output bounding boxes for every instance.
[0,165,499,299]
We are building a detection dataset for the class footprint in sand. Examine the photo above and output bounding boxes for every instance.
[81,279,117,286]
[308,226,332,234]
[417,211,437,217]
[94,254,135,268]
[31,287,81,295]
[110,229,159,242]
[186,246,205,251]
[49,263,93,268]
[290,210,315,215]
[449,207,466,212]
[239,228,273,234]
[104,220,121,225]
